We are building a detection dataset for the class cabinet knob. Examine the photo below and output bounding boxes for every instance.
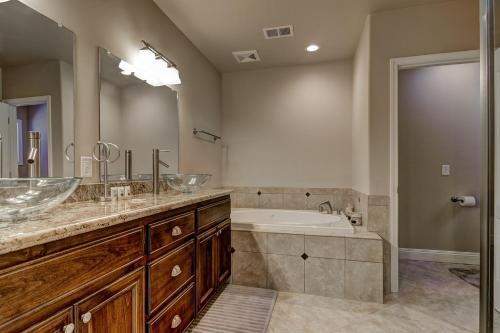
[172,226,183,237]
[81,312,92,324]
[63,323,75,333]
[171,314,182,328]
[171,265,182,277]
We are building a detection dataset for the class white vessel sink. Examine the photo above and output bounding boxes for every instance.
[0,178,82,220]
[163,174,211,193]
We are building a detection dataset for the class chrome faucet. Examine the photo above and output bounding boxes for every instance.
[27,131,41,178]
[153,148,170,195]
[125,150,133,180]
[318,201,334,214]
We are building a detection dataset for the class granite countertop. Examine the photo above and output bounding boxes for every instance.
[0,189,232,255]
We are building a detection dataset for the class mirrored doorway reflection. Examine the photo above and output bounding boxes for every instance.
[0,0,75,178]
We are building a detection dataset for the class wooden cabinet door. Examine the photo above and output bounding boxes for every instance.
[216,220,231,285]
[75,269,144,333]
[20,307,74,333]
[196,227,218,311]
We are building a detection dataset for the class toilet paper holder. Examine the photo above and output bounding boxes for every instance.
[450,195,477,207]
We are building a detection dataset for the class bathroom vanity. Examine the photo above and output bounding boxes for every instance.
[0,190,231,333]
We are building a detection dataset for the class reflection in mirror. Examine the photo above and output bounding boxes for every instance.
[99,48,179,182]
[0,0,75,178]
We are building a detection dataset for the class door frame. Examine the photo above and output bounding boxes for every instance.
[389,50,480,293]
[3,96,53,177]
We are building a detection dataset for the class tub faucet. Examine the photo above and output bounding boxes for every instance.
[318,201,334,214]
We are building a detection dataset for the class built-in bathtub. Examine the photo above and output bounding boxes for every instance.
[230,208,384,303]
[231,208,354,235]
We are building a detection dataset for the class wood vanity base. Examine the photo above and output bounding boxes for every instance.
[0,195,231,333]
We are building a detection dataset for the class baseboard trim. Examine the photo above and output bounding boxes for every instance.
[399,248,479,265]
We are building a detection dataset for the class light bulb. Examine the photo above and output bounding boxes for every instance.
[306,44,320,52]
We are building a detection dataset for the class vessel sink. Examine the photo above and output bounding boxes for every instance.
[0,177,82,220]
[163,174,211,193]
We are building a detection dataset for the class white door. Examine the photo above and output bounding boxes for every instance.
[0,101,17,178]
[494,49,500,312]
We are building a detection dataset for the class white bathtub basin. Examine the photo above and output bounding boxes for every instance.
[231,208,354,235]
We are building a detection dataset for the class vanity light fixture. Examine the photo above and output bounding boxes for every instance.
[306,44,320,53]
[118,60,134,76]
[117,41,181,86]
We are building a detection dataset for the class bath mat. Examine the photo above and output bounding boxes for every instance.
[188,284,277,333]
[449,267,480,288]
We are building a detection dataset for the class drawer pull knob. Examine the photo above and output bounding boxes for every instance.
[171,265,182,277]
[63,323,75,333]
[172,226,183,236]
[171,314,182,328]
[81,312,92,324]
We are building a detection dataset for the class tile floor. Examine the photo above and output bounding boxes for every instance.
[267,260,480,333]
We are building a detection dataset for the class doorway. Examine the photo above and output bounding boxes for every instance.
[389,51,481,330]
[2,96,51,177]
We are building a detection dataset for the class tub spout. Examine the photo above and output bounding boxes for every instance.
[318,201,333,214]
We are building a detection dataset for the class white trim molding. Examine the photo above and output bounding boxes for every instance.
[389,50,480,293]
[399,248,480,265]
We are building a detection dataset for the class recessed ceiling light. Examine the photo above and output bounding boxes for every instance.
[306,44,320,53]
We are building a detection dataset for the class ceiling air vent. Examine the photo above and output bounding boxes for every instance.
[232,50,261,63]
[263,25,294,39]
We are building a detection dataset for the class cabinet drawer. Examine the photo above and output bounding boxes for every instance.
[0,228,144,325]
[147,283,195,333]
[147,240,195,314]
[148,212,195,255]
[197,199,230,231]
[19,307,73,333]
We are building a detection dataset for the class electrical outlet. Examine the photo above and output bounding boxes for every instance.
[110,187,119,201]
[117,187,125,199]
[80,156,93,178]
[124,186,131,198]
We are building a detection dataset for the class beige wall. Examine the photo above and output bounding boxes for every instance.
[60,60,74,177]
[222,61,353,188]
[21,0,222,185]
[369,0,479,195]
[351,16,371,194]
[399,63,480,252]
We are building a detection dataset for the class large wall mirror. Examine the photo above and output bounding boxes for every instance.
[0,0,75,178]
[99,48,179,181]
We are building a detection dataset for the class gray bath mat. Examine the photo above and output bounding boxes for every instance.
[188,284,277,333]
[449,268,480,288]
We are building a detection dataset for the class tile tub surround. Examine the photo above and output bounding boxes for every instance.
[228,187,352,211]
[0,189,232,255]
[228,186,392,293]
[231,230,384,303]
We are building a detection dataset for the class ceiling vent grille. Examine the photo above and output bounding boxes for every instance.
[263,25,294,39]
[232,50,261,63]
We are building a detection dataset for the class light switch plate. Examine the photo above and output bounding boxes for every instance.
[441,164,450,176]
[80,156,93,178]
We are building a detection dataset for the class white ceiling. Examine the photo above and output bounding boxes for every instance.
[154,0,449,72]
